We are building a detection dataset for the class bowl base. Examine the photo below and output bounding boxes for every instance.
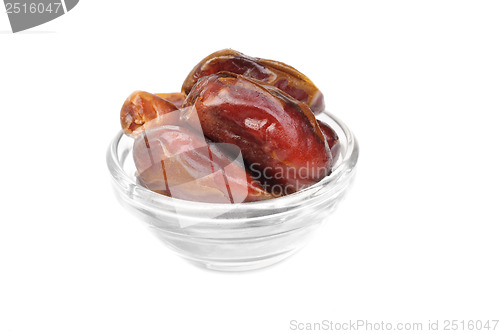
[181,248,302,272]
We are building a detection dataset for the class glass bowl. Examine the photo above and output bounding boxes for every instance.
[106,112,358,272]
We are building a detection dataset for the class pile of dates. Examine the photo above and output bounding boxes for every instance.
[120,49,340,203]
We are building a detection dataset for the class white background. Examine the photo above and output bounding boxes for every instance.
[1,1,499,333]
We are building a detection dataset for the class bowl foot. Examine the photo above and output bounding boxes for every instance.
[182,248,302,272]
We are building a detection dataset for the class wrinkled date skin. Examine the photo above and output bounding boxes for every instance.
[121,91,179,137]
[155,92,186,109]
[183,72,333,194]
[134,125,273,203]
[181,49,325,114]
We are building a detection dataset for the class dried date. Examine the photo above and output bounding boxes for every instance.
[181,49,325,114]
[183,72,333,194]
[134,125,273,203]
[120,91,179,137]
[318,120,341,165]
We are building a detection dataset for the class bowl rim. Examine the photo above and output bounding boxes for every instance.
[107,111,359,213]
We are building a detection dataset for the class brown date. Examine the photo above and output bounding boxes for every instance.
[183,72,333,194]
[181,49,325,114]
[155,92,186,109]
[120,91,179,137]
[133,125,273,203]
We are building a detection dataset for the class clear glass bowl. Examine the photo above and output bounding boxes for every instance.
[106,112,359,271]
